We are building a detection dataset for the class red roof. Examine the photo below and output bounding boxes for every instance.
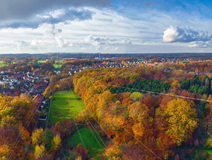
[33,72,39,75]
[12,74,23,78]
[33,94,44,103]
[34,84,46,89]
[36,81,48,86]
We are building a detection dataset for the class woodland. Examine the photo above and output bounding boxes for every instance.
[1,59,212,159]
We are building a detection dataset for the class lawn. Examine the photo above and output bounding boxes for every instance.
[206,149,212,154]
[53,64,62,69]
[67,127,105,159]
[49,90,86,125]
[38,60,48,63]
[0,61,8,67]
[56,60,64,63]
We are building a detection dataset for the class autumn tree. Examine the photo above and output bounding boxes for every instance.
[76,144,87,160]
[164,98,198,145]
[54,122,65,139]
[128,102,149,124]
[32,128,45,146]
[53,134,61,149]
[34,144,45,159]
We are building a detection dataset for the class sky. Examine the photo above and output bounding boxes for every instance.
[1,0,212,54]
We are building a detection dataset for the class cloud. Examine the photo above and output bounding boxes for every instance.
[0,45,14,50]
[188,41,212,48]
[121,38,132,44]
[92,41,100,47]
[0,0,109,22]
[84,35,94,43]
[115,47,118,51]
[82,35,132,46]
[140,40,145,43]
[44,28,62,38]
[0,8,94,29]
[56,36,73,47]
[163,26,212,43]
[31,40,45,46]
[15,40,30,50]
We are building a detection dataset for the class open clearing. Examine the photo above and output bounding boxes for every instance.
[207,149,212,154]
[49,90,85,125]
[67,127,105,159]
[38,60,63,68]
[53,64,62,68]
[38,60,47,63]
[49,90,105,159]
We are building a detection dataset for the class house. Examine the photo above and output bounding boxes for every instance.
[69,71,75,75]
[31,88,44,95]
[35,81,48,89]
[33,94,44,104]
[12,74,23,79]
[3,88,13,95]
[33,94,45,112]
[33,71,40,76]
[0,80,7,85]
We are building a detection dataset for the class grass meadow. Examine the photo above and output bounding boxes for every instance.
[67,127,105,159]
[49,90,86,125]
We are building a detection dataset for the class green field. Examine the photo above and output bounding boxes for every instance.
[38,60,63,69]
[207,149,212,154]
[49,90,86,125]
[49,89,105,159]
[67,127,105,159]
[53,64,62,69]
[56,60,64,63]
[38,60,48,63]
[0,61,8,67]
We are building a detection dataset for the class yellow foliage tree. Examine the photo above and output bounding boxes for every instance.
[32,128,45,146]
[171,80,180,88]
[53,134,61,149]
[34,144,45,159]
[104,145,121,158]
[96,91,114,121]
[164,98,198,145]
[0,115,16,128]
[128,102,149,123]
[49,96,53,100]
[75,156,82,160]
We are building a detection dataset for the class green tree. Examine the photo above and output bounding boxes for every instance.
[131,92,143,101]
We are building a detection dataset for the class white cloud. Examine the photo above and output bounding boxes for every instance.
[92,41,99,46]
[115,47,118,51]
[2,6,212,53]
[31,40,45,45]
[56,36,73,47]
[163,25,212,43]
[44,28,62,38]
[83,35,93,43]
[121,38,131,44]
[15,40,30,50]
[188,41,212,48]
[52,9,65,18]
[36,15,50,19]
